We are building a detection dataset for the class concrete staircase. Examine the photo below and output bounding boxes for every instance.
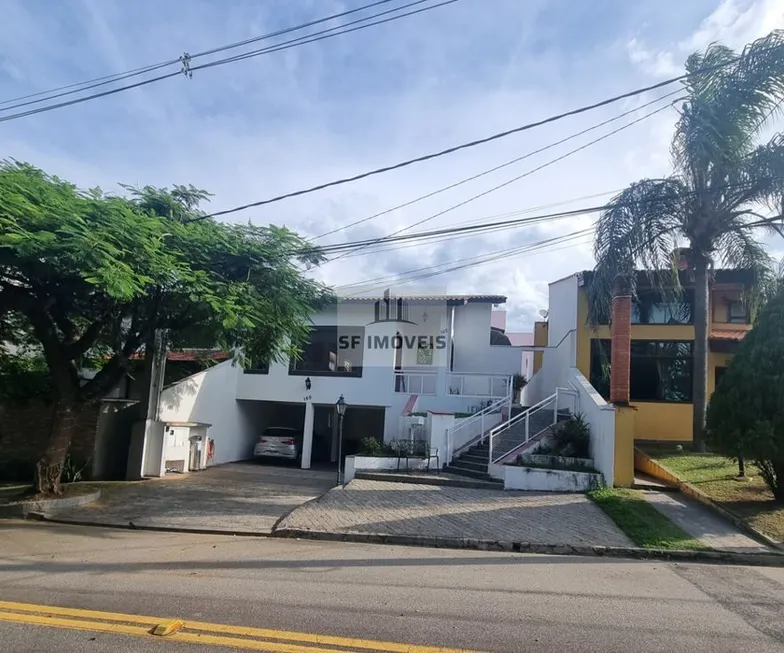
[444,405,570,483]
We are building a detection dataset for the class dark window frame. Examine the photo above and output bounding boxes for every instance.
[288,325,364,378]
[243,361,270,375]
[631,290,694,325]
[590,339,694,403]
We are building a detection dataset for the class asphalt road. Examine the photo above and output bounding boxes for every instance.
[1,520,783,652]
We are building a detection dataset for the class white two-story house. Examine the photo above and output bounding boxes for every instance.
[150,293,525,474]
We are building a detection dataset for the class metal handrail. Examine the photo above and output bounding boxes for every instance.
[446,394,510,462]
[488,386,580,463]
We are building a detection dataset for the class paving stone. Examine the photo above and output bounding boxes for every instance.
[47,463,335,534]
[641,490,770,553]
[275,479,634,547]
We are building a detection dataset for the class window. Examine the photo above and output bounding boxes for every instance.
[243,360,269,375]
[289,326,363,376]
[416,344,434,365]
[727,300,747,324]
[590,339,693,403]
[631,292,693,324]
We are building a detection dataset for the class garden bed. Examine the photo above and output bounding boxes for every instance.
[0,482,102,517]
[344,455,432,483]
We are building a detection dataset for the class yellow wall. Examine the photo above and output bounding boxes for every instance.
[533,321,547,374]
[613,406,636,487]
[574,285,747,443]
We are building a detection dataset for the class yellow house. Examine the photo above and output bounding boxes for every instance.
[533,269,751,444]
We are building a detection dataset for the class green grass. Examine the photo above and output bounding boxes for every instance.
[641,447,784,545]
[588,487,709,550]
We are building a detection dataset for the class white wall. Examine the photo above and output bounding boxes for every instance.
[159,360,256,465]
[237,300,517,409]
[452,303,521,374]
[530,275,579,402]
[569,369,615,484]
[492,463,603,492]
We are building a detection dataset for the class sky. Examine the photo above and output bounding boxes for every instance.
[1,0,783,330]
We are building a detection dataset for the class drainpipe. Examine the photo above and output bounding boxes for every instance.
[610,275,632,405]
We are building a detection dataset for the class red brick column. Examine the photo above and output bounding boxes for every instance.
[610,275,632,405]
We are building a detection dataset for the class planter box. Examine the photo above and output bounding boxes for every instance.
[516,454,595,471]
[344,455,431,483]
[497,464,603,492]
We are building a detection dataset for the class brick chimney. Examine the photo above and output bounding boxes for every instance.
[610,275,632,405]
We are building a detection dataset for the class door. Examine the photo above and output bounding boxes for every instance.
[714,367,728,393]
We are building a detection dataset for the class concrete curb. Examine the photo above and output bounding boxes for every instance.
[634,449,784,551]
[0,489,101,518]
[26,513,272,537]
[272,528,784,567]
[353,472,502,490]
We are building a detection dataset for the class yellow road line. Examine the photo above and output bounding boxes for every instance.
[0,601,482,653]
[0,611,360,653]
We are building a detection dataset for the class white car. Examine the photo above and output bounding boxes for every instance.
[253,427,302,462]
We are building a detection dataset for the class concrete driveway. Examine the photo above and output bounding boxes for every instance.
[46,463,335,534]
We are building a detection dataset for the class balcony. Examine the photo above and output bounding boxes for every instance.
[393,370,510,398]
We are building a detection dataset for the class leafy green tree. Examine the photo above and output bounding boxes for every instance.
[589,31,784,451]
[0,161,329,494]
[706,288,784,501]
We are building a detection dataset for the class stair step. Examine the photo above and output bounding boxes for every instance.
[450,459,488,473]
[443,465,502,483]
[458,454,489,465]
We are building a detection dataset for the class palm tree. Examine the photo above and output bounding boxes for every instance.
[589,31,784,452]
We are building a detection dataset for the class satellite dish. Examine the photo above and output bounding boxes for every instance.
[538,309,549,319]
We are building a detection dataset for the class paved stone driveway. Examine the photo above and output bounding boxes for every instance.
[48,463,335,534]
[275,479,633,547]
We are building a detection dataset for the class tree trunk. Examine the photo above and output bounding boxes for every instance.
[692,257,710,453]
[34,398,79,495]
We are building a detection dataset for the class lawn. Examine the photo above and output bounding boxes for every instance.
[588,487,708,550]
[643,446,784,546]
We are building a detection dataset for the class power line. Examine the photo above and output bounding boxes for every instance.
[323,97,681,262]
[331,189,620,259]
[310,178,784,256]
[337,228,593,290]
[312,89,681,241]
[0,0,457,123]
[0,0,398,111]
[341,228,595,295]
[188,50,766,222]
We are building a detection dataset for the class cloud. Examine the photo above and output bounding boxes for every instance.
[1,0,782,331]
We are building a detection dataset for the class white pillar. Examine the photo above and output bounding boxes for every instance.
[301,400,315,469]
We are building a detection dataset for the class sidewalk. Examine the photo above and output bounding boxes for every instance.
[640,490,769,554]
[274,478,634,547]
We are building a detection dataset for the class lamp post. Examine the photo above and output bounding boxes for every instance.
[336,394,347,485]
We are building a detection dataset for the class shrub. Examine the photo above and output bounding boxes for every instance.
[551,413,591,459]
[359,436,384,456]
[706,289,784,501]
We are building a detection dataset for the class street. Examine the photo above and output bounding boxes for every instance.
[1,521,784,651]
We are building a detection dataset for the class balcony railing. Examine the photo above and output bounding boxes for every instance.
[447,373,510,398]
[394,370,438,395]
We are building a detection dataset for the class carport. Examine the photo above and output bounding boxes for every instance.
[247,401,385,468]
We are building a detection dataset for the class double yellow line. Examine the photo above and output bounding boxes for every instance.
[0,600,481,652]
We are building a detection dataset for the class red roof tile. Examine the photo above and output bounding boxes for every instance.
[710,329,747,341]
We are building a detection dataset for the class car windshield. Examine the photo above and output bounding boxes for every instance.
[264,428,299,438]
